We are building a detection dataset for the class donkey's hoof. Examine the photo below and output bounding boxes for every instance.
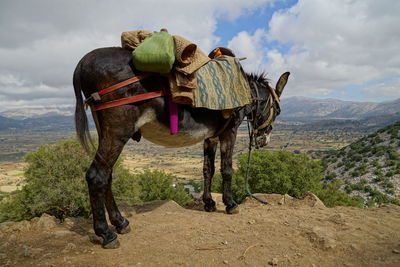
[204,203,217,212]
[226,203,239,214]
[118,224,131,235]
[204,205,217,212]
[102,236,120,249]
[116,219,131,234]
[101,232,119,249]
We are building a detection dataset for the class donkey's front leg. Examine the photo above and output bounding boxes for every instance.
[219,128,239,214]
[202,138,218,212]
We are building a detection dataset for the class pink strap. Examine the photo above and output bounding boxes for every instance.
[168,94,178,134]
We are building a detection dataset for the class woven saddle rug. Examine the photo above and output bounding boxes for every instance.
[193,55,252,110]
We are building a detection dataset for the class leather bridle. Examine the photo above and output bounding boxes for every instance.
[248,81,281,148]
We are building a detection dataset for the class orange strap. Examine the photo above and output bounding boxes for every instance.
[94,90,166,111]
[98,73,154,96]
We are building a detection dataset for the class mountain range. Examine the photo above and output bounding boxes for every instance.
[280,96,400,120]
[278,97,400,130]
[0,97,399,132]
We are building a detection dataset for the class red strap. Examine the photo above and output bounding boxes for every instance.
[98,73,154,96]
[94,90,166,111]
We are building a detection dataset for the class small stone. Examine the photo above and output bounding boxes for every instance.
[268,258,278,266]
[22,245,30,257]
[9,234,17,241]
[350,243,359,250]
[62,243,77,253]
[62,218,75,228]
[223,260,229,265]
[52,230,73,238]
[278,195,286,205]
[35,214,58,229]
[393,249,400,254]
[221,240,228,245]
[247,220,256,225]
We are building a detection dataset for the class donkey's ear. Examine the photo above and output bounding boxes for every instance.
[275,72,290,97]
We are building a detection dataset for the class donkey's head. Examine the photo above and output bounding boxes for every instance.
[247,72,290,148]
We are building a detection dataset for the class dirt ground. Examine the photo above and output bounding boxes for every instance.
[1,193,400,267]
[0,162,26,193]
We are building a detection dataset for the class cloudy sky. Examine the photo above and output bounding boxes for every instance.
[0,0,399,111]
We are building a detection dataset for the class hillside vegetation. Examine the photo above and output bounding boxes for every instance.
[0,140,191,223]
[323,121,400,206]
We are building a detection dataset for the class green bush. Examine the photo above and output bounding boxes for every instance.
[0,140,92,222]
[324,172,337,181]
[212,150,361,207]
[240,150,323,198]
[316,180,363,208]
[112,165,142,205]
[0,140,192,223]
[137,169,192,206]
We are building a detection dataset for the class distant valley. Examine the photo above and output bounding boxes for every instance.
[1,97,399,132]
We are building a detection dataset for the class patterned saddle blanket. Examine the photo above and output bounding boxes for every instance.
[193,56,252,110]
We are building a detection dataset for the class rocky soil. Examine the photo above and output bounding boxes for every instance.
[1,193,400,267]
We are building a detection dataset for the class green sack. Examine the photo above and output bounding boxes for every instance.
[132,32,175,73]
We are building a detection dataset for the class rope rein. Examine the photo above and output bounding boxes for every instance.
[244,118,269,204]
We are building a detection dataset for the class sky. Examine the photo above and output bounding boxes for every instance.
[0,0,399,112]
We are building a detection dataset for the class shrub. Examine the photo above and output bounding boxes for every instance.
[0,140,92,222]
[0,140,192,223]
[324,172,337,181]
[388,150,399,160]
[212,150,361,208]
[316,181,363,208]
[385,171,395,177]
[112,165,142,205]
[137,169,192,206]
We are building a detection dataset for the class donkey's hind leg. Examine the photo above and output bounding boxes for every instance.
[105,173,131,234]
[86,134,129,248]
[202,138,218,212]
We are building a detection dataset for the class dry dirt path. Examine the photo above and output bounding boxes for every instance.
[1,193,400,267]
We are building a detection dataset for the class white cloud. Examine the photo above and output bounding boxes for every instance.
[227,29,267,72]
[1,0,399,111]
[0,0,275,111]
[363,77,400,99]
[263,0,400,99]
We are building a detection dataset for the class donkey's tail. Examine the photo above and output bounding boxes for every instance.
[73,61,93,154]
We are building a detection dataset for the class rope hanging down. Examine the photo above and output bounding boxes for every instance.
[244,119,269,204]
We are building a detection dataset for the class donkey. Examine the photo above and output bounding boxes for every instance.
[73,47,289,248]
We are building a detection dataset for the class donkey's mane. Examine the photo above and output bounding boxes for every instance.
[246,72,270,86]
